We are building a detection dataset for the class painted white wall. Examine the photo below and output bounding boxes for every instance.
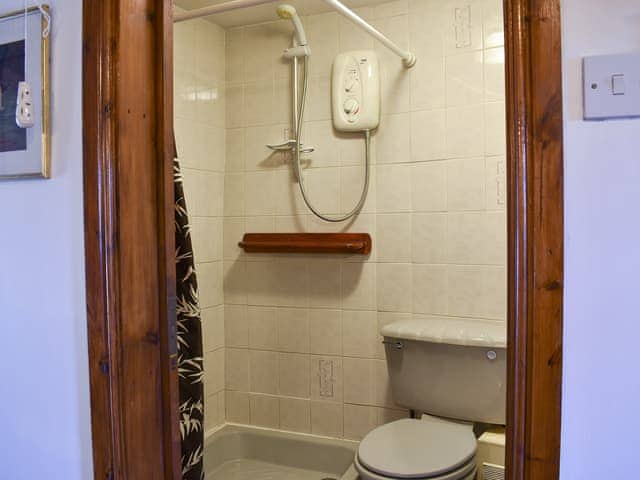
[0,1,93,479]
[561,0,640,477]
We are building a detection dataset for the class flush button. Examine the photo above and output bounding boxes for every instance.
[612,74,625,95]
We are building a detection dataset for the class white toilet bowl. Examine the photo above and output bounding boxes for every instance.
[354,417,477,480]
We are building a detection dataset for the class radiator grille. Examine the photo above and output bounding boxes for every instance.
[482,462,505,480]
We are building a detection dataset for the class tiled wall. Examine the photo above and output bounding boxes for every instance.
[221,0,506,440]
[174,16,227,431]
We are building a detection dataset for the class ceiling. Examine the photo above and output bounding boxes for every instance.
[175,0,390,28]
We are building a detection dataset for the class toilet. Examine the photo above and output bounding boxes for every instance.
[354,318,507,480]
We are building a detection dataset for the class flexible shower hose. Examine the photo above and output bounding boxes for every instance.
[294,57,371,223]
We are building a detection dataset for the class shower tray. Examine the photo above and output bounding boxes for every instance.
[204,424,359,480]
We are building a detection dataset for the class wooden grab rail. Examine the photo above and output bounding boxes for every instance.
[238,233,372,255]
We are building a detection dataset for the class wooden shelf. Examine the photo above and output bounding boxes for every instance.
[238,233,372,255]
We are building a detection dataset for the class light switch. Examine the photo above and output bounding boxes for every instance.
[583,52,640,120]
[612,74,625,95]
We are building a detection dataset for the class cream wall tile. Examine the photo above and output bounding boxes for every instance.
[226,391,250,424]
[249,350,279,394]
[342,263,377,310]
[245,171,277,216]
[341,165,376,215]
[277,307,310,353]
[192,216,222,263]
[218,390,226,424]
[198,261,223,308]
[381,63,411,115]
[447,157,486,210]
[226,28,244,83]
[226,348,249,391]
[305,13,340,76]
[373,359,397,408]
[446,105,484,158]
[246,262,277,306]
[373,0,408,19]
[203,306,224,353]
[375,113,411,165]
[209,0,507,440]
[310,356,343,402]
[343,358,375,404]
[339,8,375,51]
[377,214,412,263]
[224,173,245,217]
[412,264,448,314]
[484,48,505,102]
[377,264,412,313]
[342,311,378,358]
[250,394,280,428]
[279,397,311,433]
[226,82,245,129]
[205,393,220,431]
[447,211,506,265]
[411,161,447,212]
[244,81,274,127]
[311,401,344,438]
[343,404,378,440]
[482,0,504,48]
[205,349,225,394]
[410,56,445,111]
[485,102,506,156]
[412,213,447,264]
[224,260,247,305]
[376,165,412,213]
[443,2,483,55]
[408,0,446,58]
[410,109,446,161]
[309,310,342,356]
[275,169,308,216]
[279,353,310,398]
[377,407,409,426]
[308,262,341,308]
[248,306,277,350]
[485,156,506,209]
[274,260,309,307]
[445,51,484,107]
[447,265,489,318]
[306,75,332,121]
[306,167,341,215]
[245,124,287,171]
[223,217,244,262]
[225,304,248,348]
[243,24,277,82]
[482,266,507,320]
[304,122,340,169]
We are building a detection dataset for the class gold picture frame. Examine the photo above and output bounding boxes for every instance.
[0,5,50,179]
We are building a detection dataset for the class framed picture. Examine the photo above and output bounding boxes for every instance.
[0,5,50,179]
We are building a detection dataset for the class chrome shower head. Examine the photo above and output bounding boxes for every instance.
[276,4,308,47]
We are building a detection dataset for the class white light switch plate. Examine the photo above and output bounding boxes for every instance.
[583,53,640,120]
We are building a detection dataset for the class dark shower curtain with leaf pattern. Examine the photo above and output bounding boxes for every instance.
[174,158,205,480]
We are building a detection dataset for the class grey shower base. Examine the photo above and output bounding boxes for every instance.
[204,424,359,480]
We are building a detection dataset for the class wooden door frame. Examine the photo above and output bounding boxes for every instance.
[82,0,563,478]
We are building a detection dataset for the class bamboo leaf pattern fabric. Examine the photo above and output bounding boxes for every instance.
[175,159,205,480]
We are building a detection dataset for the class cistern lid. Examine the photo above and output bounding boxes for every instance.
[381,317,507,348]
[357,418,476,478]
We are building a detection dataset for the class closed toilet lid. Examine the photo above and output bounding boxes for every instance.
[357,418,477,479]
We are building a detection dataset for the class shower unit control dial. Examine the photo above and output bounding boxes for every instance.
[332,50,380,132]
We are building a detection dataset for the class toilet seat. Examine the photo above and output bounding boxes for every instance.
[355,417,477,480]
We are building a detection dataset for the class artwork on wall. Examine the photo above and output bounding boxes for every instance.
[0,6,50,179]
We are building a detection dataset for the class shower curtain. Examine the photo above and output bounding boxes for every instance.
[174,157,205,480]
